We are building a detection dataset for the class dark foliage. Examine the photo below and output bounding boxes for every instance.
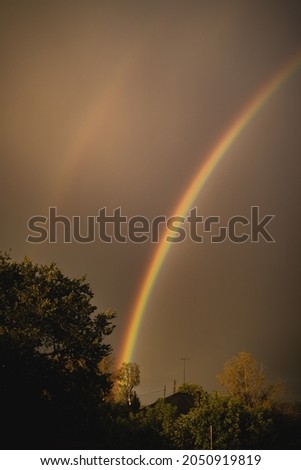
[0,252,115,449]
[1,252,300,449]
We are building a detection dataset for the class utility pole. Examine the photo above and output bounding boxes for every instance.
[180,357,189,384]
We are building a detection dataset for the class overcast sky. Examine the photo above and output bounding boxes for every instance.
[1,0,301,404]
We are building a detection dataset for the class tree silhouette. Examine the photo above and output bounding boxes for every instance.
[0,252,116,448]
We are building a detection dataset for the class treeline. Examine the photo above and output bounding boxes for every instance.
[120,388,301,449]
[0,253,300,449]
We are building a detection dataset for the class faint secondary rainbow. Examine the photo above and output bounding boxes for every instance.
[119,51,301,366]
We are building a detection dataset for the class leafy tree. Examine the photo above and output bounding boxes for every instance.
[238,403,276,449]
[0,252,116,447]
[138,399,177,448]
[171,393,241,449]
[170,392,276,450]
[218,351,284,407]
[114,362,140,406]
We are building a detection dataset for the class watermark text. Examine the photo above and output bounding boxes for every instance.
[26,206,275,244]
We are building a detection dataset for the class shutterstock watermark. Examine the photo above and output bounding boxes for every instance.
[26,206,275,244]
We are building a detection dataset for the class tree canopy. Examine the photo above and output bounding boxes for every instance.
[217,351,284,407]
[0,252,116,447]
[114,362,140,405]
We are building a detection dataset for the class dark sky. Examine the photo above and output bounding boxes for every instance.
[1,0,301,404]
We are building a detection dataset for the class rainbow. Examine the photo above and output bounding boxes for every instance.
[119,51,301,366]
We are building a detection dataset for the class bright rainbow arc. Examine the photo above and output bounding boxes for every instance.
[119,52,301,366]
